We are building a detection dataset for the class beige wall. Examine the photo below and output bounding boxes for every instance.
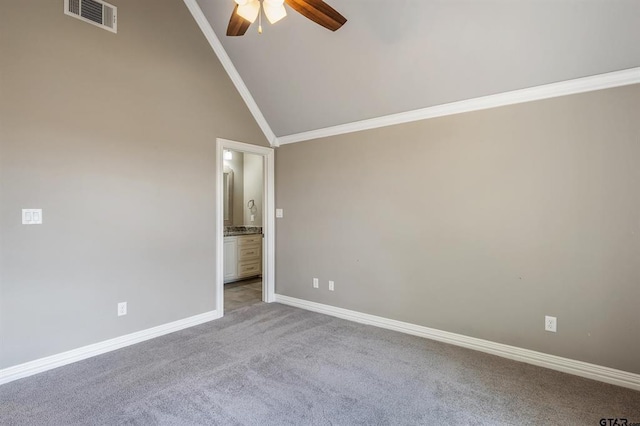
[0,0,267,368]
[275,84,640,374]
[243,153,263,227]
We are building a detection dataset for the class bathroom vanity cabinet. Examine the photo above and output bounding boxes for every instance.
[223,234,262,283]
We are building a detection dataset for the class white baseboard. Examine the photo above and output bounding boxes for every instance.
[275,294,640,391]
[0,309,221,386]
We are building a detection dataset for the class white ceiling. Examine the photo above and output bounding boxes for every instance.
[195,0,640,138]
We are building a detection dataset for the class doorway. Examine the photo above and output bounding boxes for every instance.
[216,138,275,316]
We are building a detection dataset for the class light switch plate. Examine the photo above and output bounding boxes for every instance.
[276,209,283,218]
[22,209,43,225]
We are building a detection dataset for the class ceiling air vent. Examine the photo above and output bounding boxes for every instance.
[64,0,117,33]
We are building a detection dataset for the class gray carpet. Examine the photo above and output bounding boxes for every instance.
[1,303,638,425]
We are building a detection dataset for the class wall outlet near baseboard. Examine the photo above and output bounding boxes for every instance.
[328,280,335,291]
[118,302,127,317]
[545,315,557,332]
[313,278,319,289]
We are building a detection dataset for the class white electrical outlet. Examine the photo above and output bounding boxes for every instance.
[328,280,335,291]
[275,209,284,218]
[118,302,127,316]
[545,315,557,332]
[313,278,319,289]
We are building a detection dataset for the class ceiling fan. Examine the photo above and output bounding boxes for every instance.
[226,0,347,36]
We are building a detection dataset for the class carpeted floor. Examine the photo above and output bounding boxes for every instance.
[1,303,638,425]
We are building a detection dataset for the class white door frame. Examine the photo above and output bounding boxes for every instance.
[215,138,275,315]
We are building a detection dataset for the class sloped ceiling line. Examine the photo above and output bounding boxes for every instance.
[184,1,639,147]
[182,0,278,146]
[277,67,640,145]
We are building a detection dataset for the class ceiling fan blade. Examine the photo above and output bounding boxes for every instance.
[284,0,347,31]
[226,4,252,36]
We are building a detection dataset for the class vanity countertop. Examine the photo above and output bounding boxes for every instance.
[224,231,262,237]
[224,226,263,237]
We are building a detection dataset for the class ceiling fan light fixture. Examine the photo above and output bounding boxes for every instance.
[226,0,346,37]
[263,2,287,24]
[237,0,260,23]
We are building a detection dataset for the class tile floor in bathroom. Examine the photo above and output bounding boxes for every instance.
[224,277,263,313]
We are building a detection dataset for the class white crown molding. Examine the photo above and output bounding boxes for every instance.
[0,309,220,386]
[275,294,640,391]
[277,67,640,145]
[178,3,640,148]
[182,0,277,147]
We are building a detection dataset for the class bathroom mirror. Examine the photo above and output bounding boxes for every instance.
[223,168,233,226]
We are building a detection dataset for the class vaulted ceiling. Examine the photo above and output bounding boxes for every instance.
[193,0,640,140]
